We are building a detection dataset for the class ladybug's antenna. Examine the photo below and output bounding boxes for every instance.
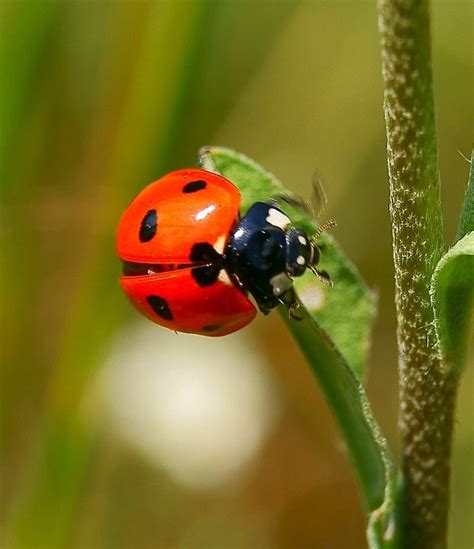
[309,219,336,287]
[310,219,337,243]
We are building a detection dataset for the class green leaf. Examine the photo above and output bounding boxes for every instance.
[199,146,399,548]
[199,146,376,380]
[431,154,474,376]
[283,311,400,549]
[431,231,474,375]
[456,150,474,241]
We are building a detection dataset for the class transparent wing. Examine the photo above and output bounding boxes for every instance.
[311,170,328,218]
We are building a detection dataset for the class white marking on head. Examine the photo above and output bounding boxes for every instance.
[297,255,306,266]
[195,204,216,221]
[213,235,227,254]
[266,208,290,229]
[298,235,307,245]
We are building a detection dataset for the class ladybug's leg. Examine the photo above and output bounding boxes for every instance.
[279,287,305,321]
[255,297,277,316]
[308,265,333,287]
[247,284,280,315]
[308,220,336,286]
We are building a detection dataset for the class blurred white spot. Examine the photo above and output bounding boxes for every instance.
[298,235,307,245]
[298,283,325,311]
[296,255,305,266]
[87,322,281,490]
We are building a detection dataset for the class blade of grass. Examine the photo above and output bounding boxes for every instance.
[4,3,298,546]
[0,0,60,190]
[4,2,209,546]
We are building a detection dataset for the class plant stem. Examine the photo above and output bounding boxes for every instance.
[377,1,458,547]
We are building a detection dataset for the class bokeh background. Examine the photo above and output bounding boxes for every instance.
[1,1,472,547]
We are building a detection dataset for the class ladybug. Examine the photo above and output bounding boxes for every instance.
[116,168,333,337]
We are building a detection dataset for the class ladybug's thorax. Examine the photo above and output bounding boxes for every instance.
[225,202,316,314]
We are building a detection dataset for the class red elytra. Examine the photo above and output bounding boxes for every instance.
[116,169,257,336]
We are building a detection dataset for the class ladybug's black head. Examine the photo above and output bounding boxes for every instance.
[285,227,313,276]
[285,224,333,286]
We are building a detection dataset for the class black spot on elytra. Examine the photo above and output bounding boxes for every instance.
[190,242,222,287]
[183,180,207,193]
[203,324,223,333]
[189,242,221,263]
[192,265,221,287]
[147,295,173,321]
[139,209,157,242]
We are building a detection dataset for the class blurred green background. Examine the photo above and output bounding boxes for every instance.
[1,1,472,547]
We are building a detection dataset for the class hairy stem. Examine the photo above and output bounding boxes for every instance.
[377,1,458,547]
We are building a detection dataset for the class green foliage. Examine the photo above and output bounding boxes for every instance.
[430,156,474,373]
[431,232,474,374]
[431,156,474,375]
[199,146,399,548]
[200,146,376,379]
